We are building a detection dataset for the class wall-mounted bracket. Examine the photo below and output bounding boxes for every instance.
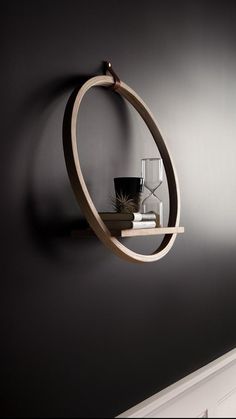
[104,61,121,90]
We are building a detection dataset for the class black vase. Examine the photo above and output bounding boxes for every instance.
[113,177,144,213]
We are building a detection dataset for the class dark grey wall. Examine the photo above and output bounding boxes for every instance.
[1,0,236,417]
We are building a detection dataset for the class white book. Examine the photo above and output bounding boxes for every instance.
[132,221,156,229]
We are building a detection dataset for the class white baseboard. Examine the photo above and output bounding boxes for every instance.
[117,348,236,418]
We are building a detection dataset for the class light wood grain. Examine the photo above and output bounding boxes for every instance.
[63,75,182,263]
[120,226,184,237]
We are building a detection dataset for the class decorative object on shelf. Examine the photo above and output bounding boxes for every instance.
[99,211,158,232]
[141,158,163,227]
[111,192,137,214]
[63,61,184,263]
[113,177,144,213]
[103,219,156,231]
[99,211,157,221]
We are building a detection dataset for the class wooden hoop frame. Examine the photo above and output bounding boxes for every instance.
[63,75,180,263]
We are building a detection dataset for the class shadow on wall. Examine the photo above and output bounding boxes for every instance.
[25,74,91,249]
[17,65,132,257]
[25,76,88,242]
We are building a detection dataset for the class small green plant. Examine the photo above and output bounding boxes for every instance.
[111,192,138,213]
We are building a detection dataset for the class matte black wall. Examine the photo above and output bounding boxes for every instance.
[1,1,236,417]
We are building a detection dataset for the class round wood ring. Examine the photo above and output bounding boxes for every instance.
[63,75,180,263]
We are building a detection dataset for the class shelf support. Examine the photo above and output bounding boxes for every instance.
[104,61,121,91]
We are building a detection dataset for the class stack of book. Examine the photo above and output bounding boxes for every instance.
[99,212,159,231]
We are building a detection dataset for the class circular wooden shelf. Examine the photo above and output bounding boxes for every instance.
[63,74,181,263]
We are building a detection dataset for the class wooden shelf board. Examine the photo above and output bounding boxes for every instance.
[72,226,184,238]
[119,226,184,237]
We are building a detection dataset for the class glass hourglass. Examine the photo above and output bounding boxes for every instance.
[141,158,164,227]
